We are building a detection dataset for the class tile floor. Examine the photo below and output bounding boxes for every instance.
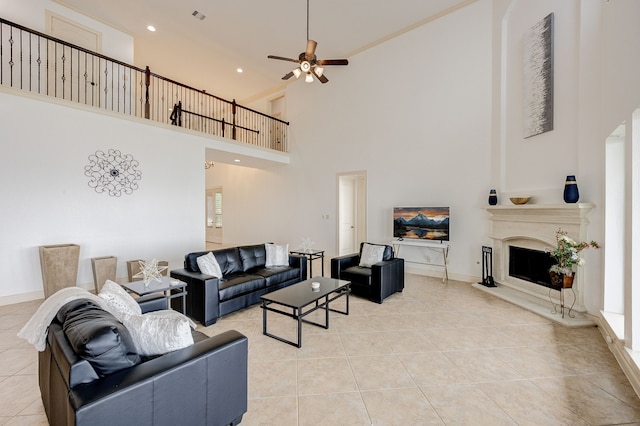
[2,274,640,425]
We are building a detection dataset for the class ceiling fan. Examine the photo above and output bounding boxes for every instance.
[267,0,348,84]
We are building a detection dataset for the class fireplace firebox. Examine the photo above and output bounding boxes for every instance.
[508,246,555,288]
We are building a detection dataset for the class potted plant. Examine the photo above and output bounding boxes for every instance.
[546,229,599,288]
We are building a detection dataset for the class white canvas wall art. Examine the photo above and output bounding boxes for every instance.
[523,13,554,138]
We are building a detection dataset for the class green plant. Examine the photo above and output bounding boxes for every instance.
[547,228,599,276]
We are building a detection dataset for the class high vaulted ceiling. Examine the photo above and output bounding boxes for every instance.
[55,0,476,102]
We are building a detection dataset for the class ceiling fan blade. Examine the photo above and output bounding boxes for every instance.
[281,71,295,80]
[305,40,317,60]
[268,55,299,63]
[316,72,329,84]
[318,59,349,66]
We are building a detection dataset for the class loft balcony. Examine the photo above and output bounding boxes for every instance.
[0,17,289,165]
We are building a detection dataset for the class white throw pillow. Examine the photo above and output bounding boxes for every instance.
[98,280,142,321]
[123,310,195,356]
[265,243,289,267]
[359,243,386,268]
[196,252,222,278]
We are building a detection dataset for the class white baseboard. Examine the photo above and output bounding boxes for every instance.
[0,281,98,306]
[595,314,640,398]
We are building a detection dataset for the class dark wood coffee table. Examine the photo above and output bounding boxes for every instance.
[260,276,350,347]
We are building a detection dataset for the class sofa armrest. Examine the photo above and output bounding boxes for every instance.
[371,258,405,303]
[288,254,307,281]
[170,269,221,326]
[70,330,248,426]
[330,254,360,279]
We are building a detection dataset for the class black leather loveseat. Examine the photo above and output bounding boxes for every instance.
[170,244,307,326]
[39,296,248,426]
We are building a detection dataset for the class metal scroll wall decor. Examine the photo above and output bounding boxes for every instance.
[84,149,142,196]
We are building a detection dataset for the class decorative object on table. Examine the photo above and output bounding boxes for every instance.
[39,244,80,298]
[546,228,599,288]
[509,196,532,205]
[300,236,315,252]
[84,149,142,197]
[563,175,580,203]
[488,189,498,206]
[478,246,496,287]
[311,281,320,291]
[523,12,554,138]
[91,256,117,293]
[132,258,168,286]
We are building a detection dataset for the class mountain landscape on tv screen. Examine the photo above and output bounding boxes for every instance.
[393,208,450,240]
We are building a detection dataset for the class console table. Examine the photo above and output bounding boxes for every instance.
[392,239,450,283]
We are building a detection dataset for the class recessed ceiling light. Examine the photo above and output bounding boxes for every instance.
[236,68,243,73]
[147,25,156,32]
[234,159,241,163]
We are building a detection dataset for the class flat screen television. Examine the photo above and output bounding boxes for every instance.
[393,207,450,241]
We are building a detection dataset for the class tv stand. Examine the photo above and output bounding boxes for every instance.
[391,239,449,283]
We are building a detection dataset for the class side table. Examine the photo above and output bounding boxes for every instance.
[290,249,324,279]
[122,276,187,314]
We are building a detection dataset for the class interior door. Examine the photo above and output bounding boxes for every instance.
[338,172,367,256]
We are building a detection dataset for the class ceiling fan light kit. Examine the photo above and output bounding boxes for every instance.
[267,0,348,84]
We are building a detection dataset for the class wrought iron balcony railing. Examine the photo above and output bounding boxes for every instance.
[0,17,289,152]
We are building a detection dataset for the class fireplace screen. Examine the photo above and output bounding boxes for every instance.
[509,246,554,288]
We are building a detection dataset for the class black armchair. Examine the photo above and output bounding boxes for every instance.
[331,242,404,303]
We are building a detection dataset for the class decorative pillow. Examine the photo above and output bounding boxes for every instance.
[196,252,222,278]
[61,301,140,376]
[265,243,289,267]
[98,280,141,321]
[122,310,195,356]
[359,243,386,268]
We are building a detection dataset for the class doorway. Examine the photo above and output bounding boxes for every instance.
[337,172,367,256]
[206,187,223,245]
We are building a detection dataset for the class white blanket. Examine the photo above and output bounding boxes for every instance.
[17,287,112,351]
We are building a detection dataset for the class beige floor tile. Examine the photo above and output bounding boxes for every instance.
[397,352,471,386]
[298,392,370,426]
[0,349,38,376]
[245,396,298,426]
[349,354,416,390]
[248,359,298,399]
[380,329,439,353]
[361,387,444,425]
[0,375,41,417]
[532,375,640,424]
[297,358,357,395]
[3,415,49,425]
[339,331,394,356]
[479,380,591,425]
[442,349,525,383]
[296,333,345,359]
[421,385,516,425]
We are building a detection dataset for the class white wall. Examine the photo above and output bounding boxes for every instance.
[0,0,134,63]
[0,88,205,302]
[207,0,494,280]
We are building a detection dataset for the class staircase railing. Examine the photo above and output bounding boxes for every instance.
[0,17,289,152]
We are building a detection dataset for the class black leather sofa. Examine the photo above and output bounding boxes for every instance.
[39,296,248,426]
[331,242,405,303]
[170,244,307,326]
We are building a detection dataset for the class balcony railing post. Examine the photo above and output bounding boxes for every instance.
[232,99,237,140]
[144,66,151,119]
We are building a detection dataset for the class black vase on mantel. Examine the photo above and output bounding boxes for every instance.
[563,175,579,203]
[488,189,498,206]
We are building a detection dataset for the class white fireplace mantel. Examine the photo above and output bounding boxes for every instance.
[477,203,596,327]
